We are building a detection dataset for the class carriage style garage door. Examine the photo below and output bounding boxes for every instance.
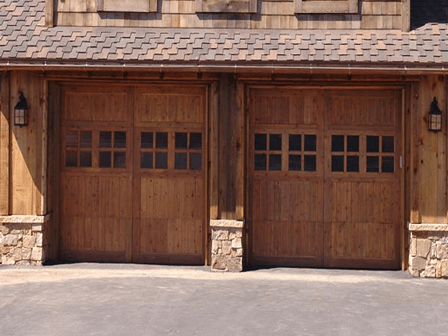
[59,84,206,264]
[248,87,402,269]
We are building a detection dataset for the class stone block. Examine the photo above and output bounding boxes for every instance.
[441,260,448,278]
[2,255,15,265]
[211,255,227,271]
[22,248,32,260]
[211,240,220,254]
[213,230,228,241]
[32,224,43,232]
[10,229,22,235]
[410,256,427,271]
[12,248,22,261]
[1,246,10,254]
[23,235,37,249]
[416,239,431,258]
[423,266,436,278]
[231,238,242,249]
[31,247,43,261]
[231,248,243,257]
[0,225,9,235]
[236,230,243,238]
[222,241,232,255]
[17,260,30,266]
[1,234,18,246]
[229,232,236,240]
[36,233,43,247]
[227,257,243,272]
[409,237,417,256]
[435,244,448,259]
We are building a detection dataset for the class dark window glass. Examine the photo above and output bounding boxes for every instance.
[289,155,301,171]
[304,155,316,171]
[100,131,112,148]
[99,151,111,168]
[156,133,168,149]
[304,135,317,152]
[382,157,394,173]
[382,136,394,153]
[190,153,202,170]
[175,133,188,149]
[269,154,282,171]
[367,156,379,172]
[347,136,359,152]
[190,133,202,150]
[114,132,126,148]
[254,134,267,151]
[175,153,188,170]
[289,134,301,151]
[254,154,267,171]
[155,152,168,169]
[79,151,92,167]
[141,132,153,149]
[66,131,78,148]
[331,156,344,172]
[269,134,282,151]
[331,135,344,152]
[80,131,92,148]
[367,136,379,153]
[347,156,359,172]
[114,152,126,168]
[141,152,153,169]
[66,151,77,167]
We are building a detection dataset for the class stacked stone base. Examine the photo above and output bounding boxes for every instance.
[409,223,448,278]
[0,216,46,266]
[211,220,243,272]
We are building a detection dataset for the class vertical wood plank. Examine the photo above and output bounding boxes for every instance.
[0,72,10,215]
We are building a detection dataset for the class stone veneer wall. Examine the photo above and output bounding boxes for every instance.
[409,223,448,278]
[211,220,243,272]
[0,216,47,266]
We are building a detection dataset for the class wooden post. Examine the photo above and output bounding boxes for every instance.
[402,0,410,32]
[0,72,11,215]
[45,0,54,28]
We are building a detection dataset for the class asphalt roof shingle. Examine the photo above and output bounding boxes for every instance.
[1,0,448,68]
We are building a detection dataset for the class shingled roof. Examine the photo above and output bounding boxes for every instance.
[1,0,448,71]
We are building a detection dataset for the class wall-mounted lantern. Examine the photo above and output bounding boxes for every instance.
[428,97,443,133]
[14,92,29,127]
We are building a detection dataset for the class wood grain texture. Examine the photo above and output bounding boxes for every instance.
[0,72,10,215]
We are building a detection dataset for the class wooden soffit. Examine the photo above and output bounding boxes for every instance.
[295,0,358,14]
[195,0,257,13]
[97,0,157,13]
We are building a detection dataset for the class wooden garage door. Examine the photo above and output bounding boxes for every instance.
[248,87,402,269]
[59,84,206,264]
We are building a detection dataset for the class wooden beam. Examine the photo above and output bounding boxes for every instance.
[0,72,11,215]
[402,0,410,32]
[45,0,54,27]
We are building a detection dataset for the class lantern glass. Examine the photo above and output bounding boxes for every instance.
[428,113,442,132]
[14,108,29,126]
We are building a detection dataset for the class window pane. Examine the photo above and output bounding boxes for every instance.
[99,151,111,168]
[289,155,301,171]
[382,157,394,173]
[254,134,267,151]
[114,132,126,148]
[254,154,266,171]
[175,133,188,149]
[66,131,78,148]
[141,132,153,148]
[80,131,92,148]
[331,156,344,172]
[100,131,112,148]
[382,136,394,153]
[304,155,316,171]
[304,135,317,152]
[190,133,202,150]
[66,151,77,167]
[175,153,187,170]
[347,156,359,172]
[155,152,168,169]
[367,156,379,172]
[367,136,379,153]
[331,135,344,152]
[269,134,282,151]
[79,151,92,167]
[114,152,126,168]
[190,153,202,170]
[141,152,153,169]
[347,136,359,152]
[269,154,282,171]
[156,132,168,149]
[289,134,301,151]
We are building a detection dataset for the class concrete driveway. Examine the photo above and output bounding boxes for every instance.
[0,264,447,336]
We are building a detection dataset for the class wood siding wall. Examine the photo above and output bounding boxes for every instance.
[54,0,407,30]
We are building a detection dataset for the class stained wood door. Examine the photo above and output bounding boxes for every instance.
[59,84,206,264]
[248,87,402,269]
